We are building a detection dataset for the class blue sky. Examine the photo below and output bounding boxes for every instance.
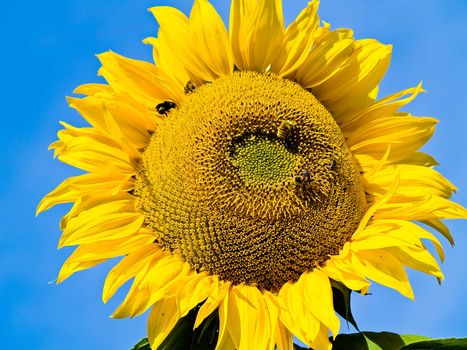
[1,0,466,349]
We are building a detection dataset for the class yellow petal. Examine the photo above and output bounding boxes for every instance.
[308,322,333,350]
[229,0,259,70]
[58,230,154,283]
[365,164,456,199]
[388,246,443,280]
[57,258,107,284]
[67,94,155,148]
[375,195,467,221]
[321,257,371,292]
[176,272,219,317]
[224,284,273,350]
[143,36,190,91]
[59,192,131,229]
[102,244,161,303]
[348,117,438,163]
[73,83,159,142]
[142,36,161,68]
[295,270,339,336]
[340,83,424,131]
[98,51,183,107]
[421,218,455,246]
[50,123,135,174]
[216,290,235,350]
[230,0,284,71]
[396,151,439,167]
[312,39,392,121]
[73,83,114,96]
[262,292,293,350]
[274,320,294,350]
[147,297,180,349]
[355,151,438,173]
[59,199,144,247]
[352,220,444,261]
[353,167,400,237]
[362,143,391,180]
[112,255,190,318]
[190,0,234,77]
[150,6,219,82]
[351,220,444,280]
[277,281,322,347]
[273,1,320,77]
[195,280,231,328]
[352,239,441,280]
[37,172,132,215]
[215,332,236,350]
[296,29,353,88]
[351,250,414,299]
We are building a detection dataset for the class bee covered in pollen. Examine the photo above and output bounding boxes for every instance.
[277,120,297,140]
[294,169,312,195]
[184,80,196,95]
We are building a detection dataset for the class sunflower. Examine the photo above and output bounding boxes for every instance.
[38,0,466,349]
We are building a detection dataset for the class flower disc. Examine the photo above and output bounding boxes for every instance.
[137,71,367,290]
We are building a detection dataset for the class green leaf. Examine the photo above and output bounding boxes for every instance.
[398,335,433,345]
[157,307,198,350]
[399,338,467,349]
[332,332,432,350]
[130,338,150,350]
[158,306,219,350]
[130,305,220,350]
[331,280,359,331]
[131,326,466,350]
[196,310,220,346]
[293,334,467,350]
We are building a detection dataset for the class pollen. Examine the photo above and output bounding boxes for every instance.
[136,71,367,291]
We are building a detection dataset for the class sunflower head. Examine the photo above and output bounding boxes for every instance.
[137,71,367,291]
[38,0,466,349]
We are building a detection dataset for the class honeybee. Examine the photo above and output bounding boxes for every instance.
[156,101,177,115]
[295,169,311,184]
[294,169,312,194]
[184,80,196,94]
[277,120,296,140]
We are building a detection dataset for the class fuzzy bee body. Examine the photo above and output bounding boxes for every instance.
[294,169,315,199]
[156,101,177,115]
[294,169,311,187]
[277,120,296,140]
[184,81,196,94]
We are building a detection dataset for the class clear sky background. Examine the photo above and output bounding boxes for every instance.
[1,1,466,349]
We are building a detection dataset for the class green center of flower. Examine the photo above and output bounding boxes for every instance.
[231,135,297,185]
[136,71,367,291]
